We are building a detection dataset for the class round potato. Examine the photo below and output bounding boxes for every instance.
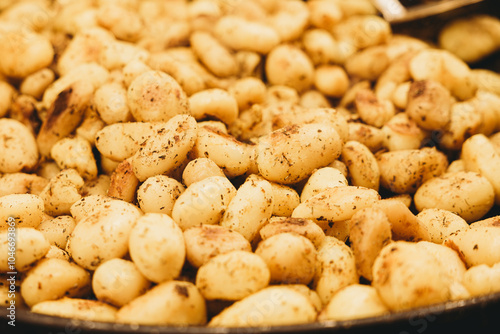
[32,297,117,322]
[0,227,50,272]
[136,175,185,216]
[0,194,44,229]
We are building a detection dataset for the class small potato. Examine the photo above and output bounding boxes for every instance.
[32,298,117,322]
[137,175,185,215]
[372,241,453,311]
[92,258,151,307]
[0,80,14,118]
[182,158,225,187]
[406,80,452,130]
[228,77,266,111]
[318,284,389,321]
[50,136,98,180]
[39,169,84,216]
[333,15,391,50]
[172,176,236,230]
[44,245,70,261]
[341,141,380,190]
[462,263,500,297]
[314,236,359,304]
[268,0,309,42]
[260,217,325,249]
[300,167,348,202]
[308,0,343,30]
[127,70,190,122]
[196,250,270,300]
[414,171,494,223]
[266,44,315,93]
[255,233,316,285]
[69,195,114,223]
[415,241,466,282]
[444,226,500,267]
[184,224,251,268]
[349,207,392,281]
[208,286,317,327]
[381,113,427,151]
[348,122,385,153]
[302,29,341,66]
[292,186,380,231]
[36,215,76,249]
[93,82,132,124]
[189,88,238,125]
[391,81,411,110]
[345,45,390,81]
[129,213,185,283]
[107,159,139,202]
[416,209,469,244]
[0,227,50,272]
[0,194,44,229]
[256,123,342,184]
[355,89,396,128]
[130,115,198,181]
[19,68,55,100]
[220,174,274,241]
[0,119,39,173]
[439,100,482,151]
[471,69,500,96]
[116,280,206,326]
[314,65,350,98]
[300,90,331,109]
[269,182,300,217]
[123,59,152,87]
[378,147,448,194]
[462,134,500,205]
[66,199,142,270]
[190,31,237,78]
[20,258,90,307]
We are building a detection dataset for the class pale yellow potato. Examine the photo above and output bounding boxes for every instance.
[129,213,185,283]
[214,15,280,54]
[208,286,317,327]
[172,176,236,230]
[345,45,390,81]
[76,110,106,146]
[470,90,500,136]
[319,284,389,321]
[20,258,90,307]
[440,100,482,151]
[341,140,380,191]
[97,3,143,42]
[130,115,197,181]
[378,147,448,194]
[69,195,115,223]
[32,298,117,323]
[462,262,500,297]
[256,233,316,285]
[36,161,61,181]
[415,241,466,282]
[416,208,469,244]
[444,226,500,267]
[44,245,70,261]
[220,174,273,241]
[184,224,251,268]
[260,217,325,249]
[348,122,385,153]
[391,81,411,110]
[39,169,84,216]
[471,215,500,228]
[300,167,348,202]
[308,0,342,31]
[462,134,500,205]
[190,31,237,78]
[414,171,494,223]
[192,126,252,178]
[196,250,270,300]
[92,258,151,307]
[0,80,14,118]
[182,158,225,187]
[127,70,190,122]
[189,88,238,125]
[447,159,466,174]
[66,199,142,270]
[36,215,76,249]
[0,194,44,229]
[117,280,206,326]
[268,0,308,42]
[381,113,427,151]
[349,207,392,281]
[302,29,341,66]
[266,44,315,93]
[333,15,391,50]
[372,241,453,311]
[0,119,39,173]
[93,82,132,124]
[265,85,300,105]
[299,90,331,109]
[269,182,300,217]
[122,59,151,87]
[51,137,98,180]
[19,68,55,100]
[228,77,266,111]
[292,186,380,231]
[256,123,342,184]
[314,236,359,304]
[355,88,396,128]
[314,65,349,98]
[136,175,185,215]
[471,69,500,96]
[0,227,50,273]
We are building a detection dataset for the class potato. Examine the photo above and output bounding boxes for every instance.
[341,140,380,190]
[259,217,325,248]
[372,241,453,311]
[314,236,358,304]
[314,65,350,98]
[318,284,389,321]
[0,119,39,173]
[345,45,390,81]
[20,258,91,307]
[0,227,50,272]
[129,213,185,283]
[439,100,482,151]
[348,122,385,153]
[381,113,427,151]
[136,175,185,215]
[302,29,340,66]
[414,171,495,223]
[107,158,139,203]
[20,68,55,100]
[182,158,225,187]
[256,233,317,285]
[32,298,117,322]
[190,31,237,78]
[333,15,390,50]
[208,286,317,327]
[39,169,84,216]
[196,250,270,300]
[66,199,142,270]
[300,167,348,203]
[172,176,236,230]
[116,280,206,326]
[92,258,151,307]
[416,209,469,244]
[189,88,238,125]
[36,215,76,249]
[355,88,395,128]
[462,263,500,297]
[93,82,132,124]
[415,241,466,282]
[444,226,500,267]
[44,245,70,261]
[0,194,44,229]
[50,136,98,180]
[220,174,273,241]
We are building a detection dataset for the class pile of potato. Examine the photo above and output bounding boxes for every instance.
[1,0,500,328]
